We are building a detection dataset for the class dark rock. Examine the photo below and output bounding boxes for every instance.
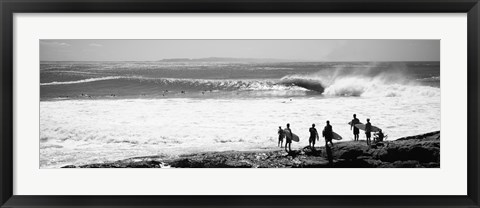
[423,162,440,168]
[335,159,376,168]
[373,141,439,163]
[336,147,365,160]
[69,131,440,168]
[391,160,421,168]
[294,158,330,168]
[224,160,253,168]
[396,131,440,141]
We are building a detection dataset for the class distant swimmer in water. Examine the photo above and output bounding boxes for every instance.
[322,120,334,147]
[350,114,360,141]
[181,90,185,94]
[285,123,293,152]
[278,126,285,148]
[365,118,372,145]
[202,91,205,95]
[309,124,319,149]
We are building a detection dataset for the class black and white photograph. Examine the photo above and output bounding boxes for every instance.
[40,39,440,168]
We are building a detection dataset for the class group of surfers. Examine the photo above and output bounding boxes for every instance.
[277,114,385,152]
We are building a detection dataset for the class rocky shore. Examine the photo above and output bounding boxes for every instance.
[62,131,440,168]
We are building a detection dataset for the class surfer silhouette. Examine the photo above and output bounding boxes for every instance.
[323,121,334,147]
[325,143,334,167]
[278,126,285,148]
[285,123,293,152]
[365,118,372,145]
[374,129,384,143]
[350,114,360,141]
[309,124,319,149]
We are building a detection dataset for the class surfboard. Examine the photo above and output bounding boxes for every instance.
[283,129,300,142]
[354,124,381,132]
[322,131,342,140]
[348,121,363,126]
[332,132,342,140]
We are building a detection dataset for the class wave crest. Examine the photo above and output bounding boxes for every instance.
[324,76,440,97]
[278,76,326,93]
[41,76,292,92]
[40,76,129,86]
[41,73,440,98]
[278,73,439,98]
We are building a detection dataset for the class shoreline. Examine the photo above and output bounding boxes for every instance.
[62,131,440,168]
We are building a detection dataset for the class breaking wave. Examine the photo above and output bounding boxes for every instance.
[277,71,440,98]
[41,76,293,92]
[41,76,129,86]
[41,72,440,98]
[322,76,440,97]
[278,76,326,93]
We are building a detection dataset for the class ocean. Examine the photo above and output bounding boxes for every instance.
[40,61,440,168]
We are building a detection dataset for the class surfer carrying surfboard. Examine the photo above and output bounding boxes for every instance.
[284,123,293,152]
[322,121,334,147]
[308,124,319,149]
[350,114,360,141]
[365,119,372,145]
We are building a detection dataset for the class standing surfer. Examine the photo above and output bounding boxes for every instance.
[309,124,319,149]
[365,118,372,145]
[350,114,360,141]
[323,120,334,147]
[277,126,285,148]
[285,123,293,152]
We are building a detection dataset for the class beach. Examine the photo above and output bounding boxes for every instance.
[40,61,440,168]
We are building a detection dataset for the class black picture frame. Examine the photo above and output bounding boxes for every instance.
[1,0,479,207]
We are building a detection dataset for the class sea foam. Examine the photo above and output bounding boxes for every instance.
[40,96,440,168]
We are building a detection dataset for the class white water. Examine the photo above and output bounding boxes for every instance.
[40,93,440,168]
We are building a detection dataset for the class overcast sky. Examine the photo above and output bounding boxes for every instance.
[40,39,439,62]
